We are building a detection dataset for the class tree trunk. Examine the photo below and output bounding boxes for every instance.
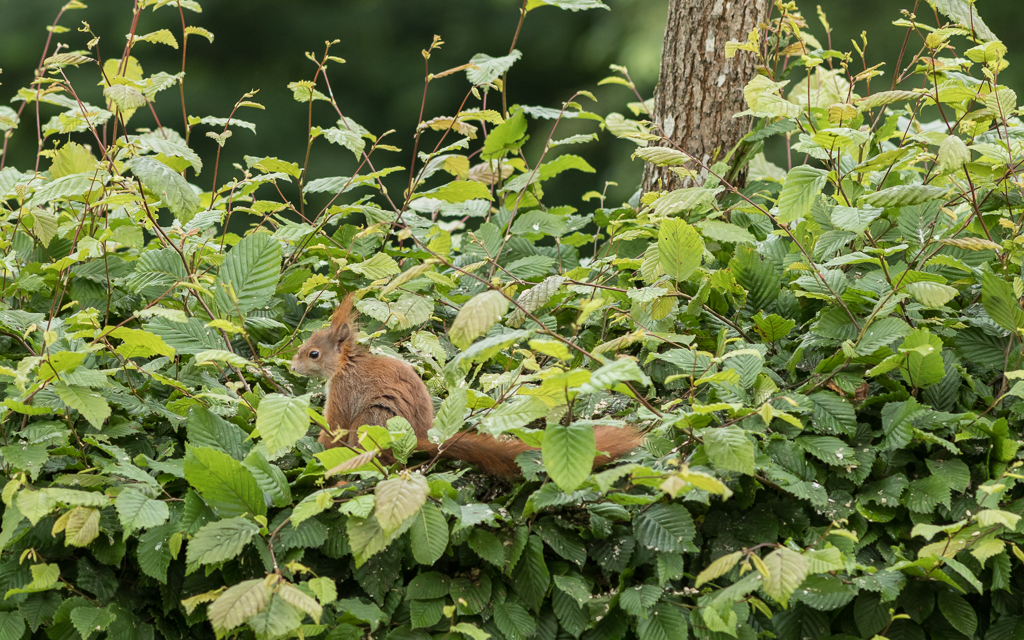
[642,0,770,193]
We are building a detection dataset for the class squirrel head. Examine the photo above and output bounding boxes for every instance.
[290,294,359,379]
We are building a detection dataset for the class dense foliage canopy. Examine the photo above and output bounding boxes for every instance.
[2,1,1024,639]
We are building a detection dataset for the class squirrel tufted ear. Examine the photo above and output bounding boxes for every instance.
[330,293,359,340]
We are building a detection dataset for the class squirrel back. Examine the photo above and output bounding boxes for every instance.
[291,295,643,476]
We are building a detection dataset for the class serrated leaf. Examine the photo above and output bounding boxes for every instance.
[115,488,169,536]
[542,423,596,492]
[64,507,100,547]
[54,383,110,429]
[703,426,755,475]
[128,156,200,222]
[777,166,827,223]
[696,219,757,244]
[410,504,448,565]
[658,218,703,281]
[257,394,310,455]
[938,591,977,637]
[349,253,401,280]
[831,205,883,233]
[982,271,1024,332]
[761,547,808,607]
[109,327,175,358]
[0,612,25,640]
[634,503,695,554]
[449,290,508,349]
[696,551,743,587]
[937,135,970,172]
[183,445,267,518]
[907,281,958,308]
[508,276,564,327]
[374,472,429,535]
[186,517,259,566]
[467,50,522,85]
[208,578,270,633]
[860,184,947,208]
[214,232,283,317]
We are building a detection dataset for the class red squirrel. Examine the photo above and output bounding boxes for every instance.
[289,294,643,477]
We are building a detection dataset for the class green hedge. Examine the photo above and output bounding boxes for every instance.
[1,1,1024,639]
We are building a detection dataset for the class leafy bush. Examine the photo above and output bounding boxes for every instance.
[3,0,1024,639]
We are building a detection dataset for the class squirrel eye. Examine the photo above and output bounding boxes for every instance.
[309,350,320,359]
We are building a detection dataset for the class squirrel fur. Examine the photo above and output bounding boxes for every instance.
[290,294,643,477]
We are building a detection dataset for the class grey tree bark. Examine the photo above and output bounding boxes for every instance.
[642,0,770,193]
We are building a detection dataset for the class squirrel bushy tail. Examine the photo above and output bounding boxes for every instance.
[420,424,644,477]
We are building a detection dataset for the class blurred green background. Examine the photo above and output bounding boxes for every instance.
[1,0,1021,208]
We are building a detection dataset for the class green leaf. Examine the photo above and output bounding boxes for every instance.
[1,444,48,480]
[703,426,755,475]
[349,253,401,280]
[70,606,116,640]
[183,445,267,518]
[796,435,856,467]
[831,205,883,233]
[109,327,175,358]
[115,488,169,536]
[54,383,110,429]
[507,276,564,327]
[347,516,393,567]
[938,591,977,637]
[776,165,827,223]
[658,218,703,281]
[731,245,780,313]
[542,423,597,492]
[257,394,310,455]
[16,490,56,526]
[214,232,283,317]
[208,578,270,633]
[511,535,550,612]
[128,156,201,222]
[420,180,494,203]
[753,313,796,342]
[860,184,947,208]
[0,612,25,640]
[696,219,757,244]
[982,271,1024,332]
[634,503,695,554]
[482,396,548,435]
[321,121,370,159]
[809,391,857,437]
[577,358,650,394]
[140,135,203,174]
[468,529,505,567]
[899,328,945,388]
[64,507,101,547]
[243,450,293,509]
[449,290,508,349]
[937,135,970,172]
[187,406,251,460]
[907,281,958,308]
[374,472,429,535]
[28,173,105,207]
[932,0,997,40]
[650,187,722,215]
[493,602,536,640]
[186,517,260,566]
[482,108,528,160]
[410,504,448,565]
[696,551,743,587]
[467,50,522,85]
[637,601,688,640]
[761,547,808,607]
